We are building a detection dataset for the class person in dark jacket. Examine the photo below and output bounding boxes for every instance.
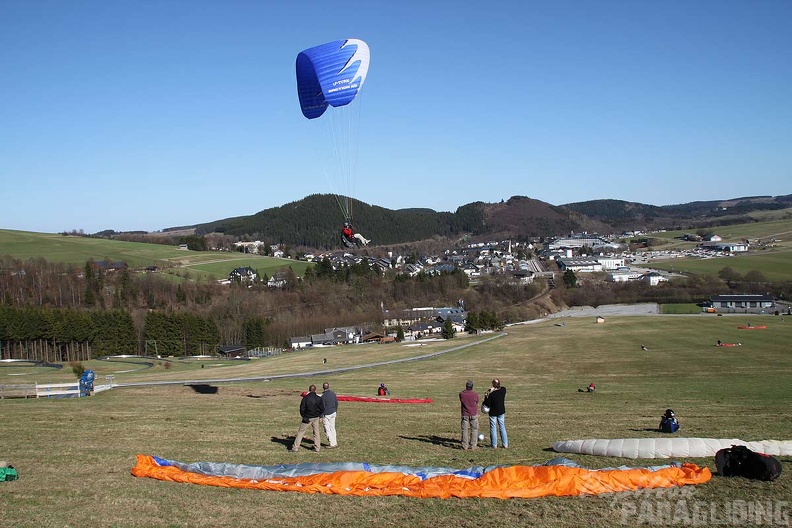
[658,408,680,433]
[482,378,508,449]
[291,384,325,452]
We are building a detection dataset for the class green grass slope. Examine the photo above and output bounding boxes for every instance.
[0,229,311,280]
[642,216,792,282]
[1,315,790,527]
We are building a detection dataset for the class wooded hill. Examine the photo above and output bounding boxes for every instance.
[186,194,611,248]
[190,194,460,249]
[163,193,792,249]
[562,194,792,231]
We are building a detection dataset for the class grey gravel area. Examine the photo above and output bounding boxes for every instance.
[549,303,661,318]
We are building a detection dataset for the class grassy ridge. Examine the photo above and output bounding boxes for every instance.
[0,229,186,266]
[1,315,790,527]
[0,229,311,280]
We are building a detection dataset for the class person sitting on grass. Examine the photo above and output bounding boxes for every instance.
[659,409,680,433]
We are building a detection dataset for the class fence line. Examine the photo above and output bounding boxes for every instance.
[35,382,84,398]
[0,384,37,399]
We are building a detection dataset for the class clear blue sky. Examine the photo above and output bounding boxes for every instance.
[2,0,790,234]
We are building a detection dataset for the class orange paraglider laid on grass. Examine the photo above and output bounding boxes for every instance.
[132,455,710,499]
[737,325,766,330]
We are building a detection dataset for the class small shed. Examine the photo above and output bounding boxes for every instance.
[218,345,246,358]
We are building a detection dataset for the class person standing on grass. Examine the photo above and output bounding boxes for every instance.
[291,384,324,452]
[321,382,339,449]
[459,380,479,450]
[483,378,508,449]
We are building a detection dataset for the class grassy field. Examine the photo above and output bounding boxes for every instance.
[649,249,792,282]
[2,315,790,527]
[650,210,792,245]
[639,214,792,282]
[660,304,701,314]
[0,229,311,281]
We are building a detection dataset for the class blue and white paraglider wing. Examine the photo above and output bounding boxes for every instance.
[296,39,370,120]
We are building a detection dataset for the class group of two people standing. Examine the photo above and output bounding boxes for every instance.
[459,378,508,450]
[291,382,339,452]
[291,379,507,452]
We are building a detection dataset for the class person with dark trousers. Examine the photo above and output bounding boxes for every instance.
[291,384,325,452]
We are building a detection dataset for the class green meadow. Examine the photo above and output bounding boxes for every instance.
[641,213,792,282]
[0,229,311,281]
[660,304,701,314]
[649,250,792,283]
[2,315,790,527]
[651,210,792,245]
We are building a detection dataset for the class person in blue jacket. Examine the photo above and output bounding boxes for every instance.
[659,409,680,433]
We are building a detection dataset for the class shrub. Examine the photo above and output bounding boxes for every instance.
[70,361,85,379]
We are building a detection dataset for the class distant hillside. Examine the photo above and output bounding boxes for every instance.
[465,197,610,240]
[563,194,792,231]
[164,193,792,248]
[193,194,459,249]
[560,199,670,231]
[660,195,792,218]
[189,194,603,248]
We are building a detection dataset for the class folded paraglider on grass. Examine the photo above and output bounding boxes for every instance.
[132,454,711,499]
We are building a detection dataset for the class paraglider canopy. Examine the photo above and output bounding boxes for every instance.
[296,39,370,120]
[295,39,371,239]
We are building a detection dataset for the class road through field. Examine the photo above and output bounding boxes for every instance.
[113,333,506,389]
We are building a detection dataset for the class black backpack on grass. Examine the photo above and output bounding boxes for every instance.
[715,445,782,481]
